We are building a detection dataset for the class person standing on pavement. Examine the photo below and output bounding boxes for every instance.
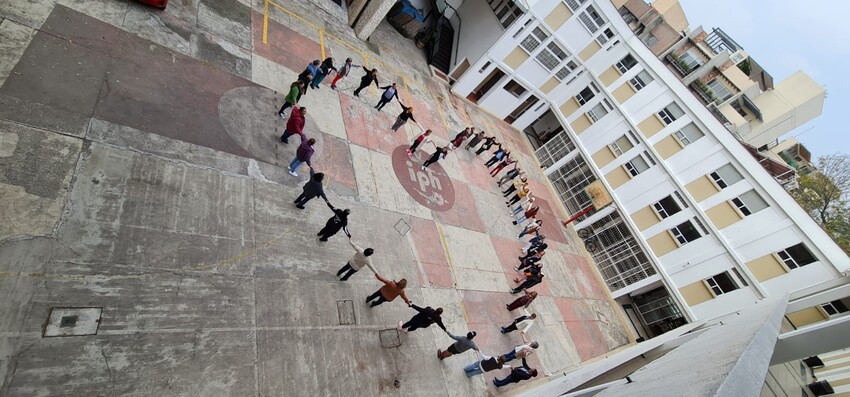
[391,103,421,132]
[497,165,521,187]
[331,58,359,90]
[317,202,350,242]
[297,60,321,98]
[520,241,547,261]
[463,353,510,378]
[516,252,544,272]
[353,67,379,97]
[513,206,540,225]
[421,146,448,170]
[517,219,541,239]
[511,196,535,216]
[511,272,544,294]
[490,156,515,177]
[293,169,328,209]
[438,331,478,360]
[500,310,536,334]
[337,237,377,281]
[521,234,546,255]
[408,129,436,156]
[280,106,307,144]
[366,273,410,307]
[310,57,337,89]
[485,147,507,167]
[399,304,447,334]
[506,185,531,207]
[375,83,400,111]
[288,134,315,177]
[475,136,498,156]
[502,177,527,197]
[506,290,538,311]
[447,128,470,151]
[278,81,304,118]
[465,130,485,151]
[492,358,537,387]
[502,333,539,362]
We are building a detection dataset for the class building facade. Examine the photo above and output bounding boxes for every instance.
[447,0,849,342]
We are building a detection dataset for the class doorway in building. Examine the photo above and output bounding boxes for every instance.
[523,108,564,149]
[504,94,539,124]
[467,67,505,103]
[631,286,687,337]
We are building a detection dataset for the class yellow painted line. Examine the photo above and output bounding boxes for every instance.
[401,76,410,104]
[430,92,450,132]
[435,223,469,323]
[319,30,326,59]
[268,0,322,32]
[262,0,269,44]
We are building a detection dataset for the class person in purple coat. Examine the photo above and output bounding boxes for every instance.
[289,134,315,177]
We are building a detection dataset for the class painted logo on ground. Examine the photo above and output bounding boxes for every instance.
[391,145,455,211]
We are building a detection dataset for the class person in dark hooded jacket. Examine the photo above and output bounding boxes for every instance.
[318,202,350,242]
[293,169,328,209]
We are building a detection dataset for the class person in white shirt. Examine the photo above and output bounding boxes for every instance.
[462,352,511,378]
[336,237,377,281]
[500,309,536,334]
[502,332,539,361]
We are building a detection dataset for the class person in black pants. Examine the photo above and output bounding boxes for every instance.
[318,202,350,242]
[485,148,507,167]
[375,83,399,110]
[476,137,498,156]
[353,67,379,97]
[399,304,447,334]
[511,273,544,293]
[493,358,537,387]
[421,147,448,170]
[294,169,328,209]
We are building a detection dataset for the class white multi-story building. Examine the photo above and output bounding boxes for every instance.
[446,0,849,342]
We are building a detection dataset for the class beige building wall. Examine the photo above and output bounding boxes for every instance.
[651,0,689,32]
[579,41,601,61]
[600,66,621,86]
[605,166,631,189]
[613,82,636,104]
[540,77,559,94]
[746,254,788,282]
[705,201,743,230]
[786,307,828,328]
[679,280,714,306]
[685,175,720,202]
[592,146,617,168]
[744,71,826,147]
[571,113,593,134]
[638,114,665,138]
[631,206,660,231]
[654,135,683,159]
[648,230,678,257]
[504,47,529,70]
[544,2,572,30]
[560,97,581,117]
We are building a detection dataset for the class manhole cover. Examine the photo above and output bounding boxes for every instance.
[337,300,356,325]
[44,307,102,337]
[379,329,402,348]
[394,219,411,236]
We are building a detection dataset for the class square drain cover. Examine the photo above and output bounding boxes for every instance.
[337,300,356,325]
[394,219,410,236]
[379,329,401,348]
[44,307,102,337]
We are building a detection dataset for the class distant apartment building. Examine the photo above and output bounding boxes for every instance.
[611,0,688,56]
[441,0,848,351]
[765,137,816,176]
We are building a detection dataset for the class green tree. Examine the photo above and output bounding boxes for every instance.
[792,154,850,253]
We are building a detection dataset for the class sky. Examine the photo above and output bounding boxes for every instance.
[677,0,849,159]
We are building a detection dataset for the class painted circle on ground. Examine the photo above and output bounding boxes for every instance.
[391,145,455,212]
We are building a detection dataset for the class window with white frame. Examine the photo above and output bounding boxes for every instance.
[673,191,689,208]
[578,5,605,34]
[678,49,703,70]
[478,61,492,73]
[575,84,598,105]
[564,0,588,11]
[670,220,702,245]
[616,54,637,73]
[644,34,658,47]
[707,78,734,102]
[624,154,650,177]
[705,272,739,296]
[609,134,634,156]
[556,60,579,80]
[710,164,744,189]
[629,70,653,91]
[821,300,850,316]
[512,18,533,39]
[653,195,682,219]
[658,103,684,125]
[520,27,549,53]
[488,0,523,28]
[776,243,817,270]
[673,123,704,146]
[503,79,527,97]
[536,41,569,71]
[587,99,611,122]
[731,190,769,216]
[597,28,615,45]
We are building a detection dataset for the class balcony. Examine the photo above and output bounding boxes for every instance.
[690,80,719,105]
[665,53,694,76]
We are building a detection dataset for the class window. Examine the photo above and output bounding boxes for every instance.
[489,0,523,28]
[821,300,849,316]
[705,272,739,296]
[536,41,569,71]
[629,70,653,91]
[658,103,684,125]
[512,19,533,39]
[575,84,597,105]
[597,28,615,45]
[609,134,634,156]
[673,191,689,208]
[503,79,527,97]
[731,190,768,216]
[673,123,704,146]
[643,34,658,47]
[587,99,611,122]
[678,49,703,70]
[653,195,682,219]
[556,60,579,80]
[624,155,649,177]
[670,220,701,245]
[578,5,605,34]
[615,54,637,73]
[776,243,817,270]
[565,0,588,11]
[520,27,549,53]
[478,61,492,73]
[710,164,744,189]
[706,78,734,102]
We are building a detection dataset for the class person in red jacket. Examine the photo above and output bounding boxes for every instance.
[288,134,315,177]
[280,107,307,144]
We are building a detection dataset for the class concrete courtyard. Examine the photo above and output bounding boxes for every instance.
[0,0,631,395]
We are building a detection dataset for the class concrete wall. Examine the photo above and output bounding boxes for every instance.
[453,0,504,71]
